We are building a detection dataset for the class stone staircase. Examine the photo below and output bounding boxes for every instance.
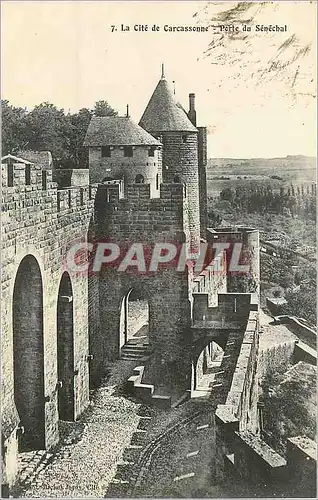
[121,339,152,362]
[127,366,172,409]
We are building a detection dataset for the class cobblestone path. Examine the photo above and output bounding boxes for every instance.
[13,360,233,499]
[14,360,142,498]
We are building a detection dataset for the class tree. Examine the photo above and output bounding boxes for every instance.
[1,100,29,154]
[1,98,118,168]
[25,102,70,164]
[67,108,92,167]
[284,286,316,325]
[93,100,118,117]
[220,186,234,202]
[208,209,222,226]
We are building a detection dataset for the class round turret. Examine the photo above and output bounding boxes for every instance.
[139,69,200,252]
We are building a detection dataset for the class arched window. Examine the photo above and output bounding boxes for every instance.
[135,174,145,184]
[173,175,181,183]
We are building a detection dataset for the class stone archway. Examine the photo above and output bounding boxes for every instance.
[13,255,45,451]
[56,272,75,421]
[191,341,224,398]
[119,288,149,349]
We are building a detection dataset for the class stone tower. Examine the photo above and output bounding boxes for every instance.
[186,93,208,239]
[83,113,162,197]
[139,66,201,253]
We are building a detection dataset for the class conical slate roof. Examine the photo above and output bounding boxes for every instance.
[83,116,161,147]
[139,77,197,133]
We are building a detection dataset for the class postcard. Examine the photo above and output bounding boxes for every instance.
[1,1,316,498]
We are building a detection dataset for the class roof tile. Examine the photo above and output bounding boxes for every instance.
[83,116,161,147]
[139,77,197,133]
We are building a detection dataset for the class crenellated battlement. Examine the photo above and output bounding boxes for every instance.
[95,180,187,207]
[57,186,94,212]
[93,180,190,252]
[1,159,99,218]
[53,168,89,189]
[1,160,54,191]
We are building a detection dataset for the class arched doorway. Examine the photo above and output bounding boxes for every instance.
[56,272,75,421]
[120,289,150,359]
[191,341,224,399]
[13,255,45,451]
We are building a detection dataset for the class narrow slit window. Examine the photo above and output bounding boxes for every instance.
[25,165,31,185]
[42,171,47,190]
[124,146,133,157]
[7,164,13,187]
[101,146,111,157]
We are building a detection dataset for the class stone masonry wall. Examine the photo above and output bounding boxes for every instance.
[207,228,260,295]
[53,168,89,189]
[1,161,95,485]
[197,126,208,239]
[94,182,193,392]
[161,132,200,253]
[88,145,162,197]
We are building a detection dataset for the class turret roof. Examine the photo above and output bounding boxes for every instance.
[139,76,197,133]
[83,116,161,147]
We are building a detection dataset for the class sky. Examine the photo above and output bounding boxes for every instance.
[1,1,316,158]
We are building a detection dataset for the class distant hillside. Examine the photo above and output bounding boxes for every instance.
[207,155,316,183]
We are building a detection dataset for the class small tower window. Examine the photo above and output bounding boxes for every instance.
[156,173,159,190]
[124,146,133,157]
[174,175,181,183]
[135,174,144,184]
[42,171,47,190]
[25,165,31,185]
[182,135,187,143]
[7,164,13,187]
[101,146,111,157]
[148,147,155,157]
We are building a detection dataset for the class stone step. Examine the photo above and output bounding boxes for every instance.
[122,349,146,355]
[106,479,130,498]
[137,417,152,430]
[123,445,143,462]
[151,394,171,409]
[131,429,147,446]
[121,354,145,360]
[121,345,150,352]
[126,339,149,346]
[116,461,135,480]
